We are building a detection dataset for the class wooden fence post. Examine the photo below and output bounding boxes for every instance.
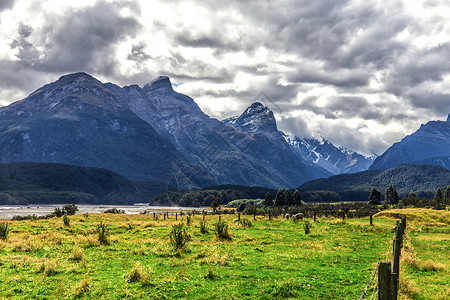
[175,213,177,221]
[153,212,156,219]
[378,261,394,300]
[238,213,240,221]
[370,215,373,226]
[164,213,166,220]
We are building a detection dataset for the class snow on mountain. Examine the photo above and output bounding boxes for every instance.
[283,133,376,175]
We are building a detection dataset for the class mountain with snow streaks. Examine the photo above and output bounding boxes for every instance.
[284,134,376,174]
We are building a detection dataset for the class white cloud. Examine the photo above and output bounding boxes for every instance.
[0,0,449,156]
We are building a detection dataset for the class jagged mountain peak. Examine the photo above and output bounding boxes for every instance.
[144,76,174,92]
[225,102,277,135]
[447,113,450,122]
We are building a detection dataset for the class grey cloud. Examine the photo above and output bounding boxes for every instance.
[13,1,140,76]
[287,67,370,88]
[0,0,14,11]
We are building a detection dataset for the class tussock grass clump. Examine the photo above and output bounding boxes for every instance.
[70,246,84,261]
[38,260,59,276]
[73,277,91,297]
[0,222,9,240]
[63,215,70,226]
[240,218,252,228]
[96,221,109,245]
[127,263,144,283]
[303,221,312,234]
[169,223,190,251]
[199,220,208,234]
[399,277,421,299]
[185,214,191,226]
[214,220,231,240]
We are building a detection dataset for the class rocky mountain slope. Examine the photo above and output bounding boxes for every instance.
[370,115,450,170]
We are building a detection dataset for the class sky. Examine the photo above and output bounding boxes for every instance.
[0,0,449,156]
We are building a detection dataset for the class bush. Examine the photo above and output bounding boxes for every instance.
[303,221,312,234]
[0,222,9,240]
[127,263,143,283]
[214,220,231,240]
[186,214,192,226]
[240,218,252,228]
[96,221,109,245]
[103,208,125,214]
[54,207,64,217]
[199,220,208,234]
[63,215,70,226]
[62,204,78,215]
[169,223,190,251]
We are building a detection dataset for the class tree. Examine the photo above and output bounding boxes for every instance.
[293,190,302,206]
[62,204,78,215]
[444,186,450,204]
[434,187,443,201]
[368,188,381,205]
[211,197,221,212]
[284,189,293,205]
[263,192,273,206]
[275,188,285,206]
[385,185,398,205]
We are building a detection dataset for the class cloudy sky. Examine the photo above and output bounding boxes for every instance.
[1,0,449,156]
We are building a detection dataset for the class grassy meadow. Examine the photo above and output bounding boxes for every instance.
[0,209,448,299]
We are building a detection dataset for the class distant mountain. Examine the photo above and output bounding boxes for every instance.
[283,134,376,174]
[370,116,450,170]
[0,162,163,205]
[0,73,211,189]
[0,73,335,191]
[222,102,331,185]
[299,164,450,200]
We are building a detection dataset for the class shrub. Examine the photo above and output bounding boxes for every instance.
[0,222,9,240]
[303,221,312,234]
[199,220,208,234]
[169,223,190,251]
[240,218,252,228]
[186,214,192,226]
[214,220,231,240]
[96,221,109,245]
[103,208,125,214]
[63,215,70,226]
[127,263,143,283]
[63,204,78,215]
[53,207,64,217]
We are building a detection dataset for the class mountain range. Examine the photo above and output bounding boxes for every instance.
[0,72,448,196]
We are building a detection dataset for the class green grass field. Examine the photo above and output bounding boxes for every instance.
[0,209,448,299]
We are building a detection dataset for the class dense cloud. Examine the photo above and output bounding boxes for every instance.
[0,0,449,155]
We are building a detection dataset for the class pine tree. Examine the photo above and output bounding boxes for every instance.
[293,190,302,206]
[284,189,293,206]
[444,186,450,204]
[264,192,273,206]
[275,188,285,206]
[368,188,381,205]
[434,187,443,201]
[385,185,398,205]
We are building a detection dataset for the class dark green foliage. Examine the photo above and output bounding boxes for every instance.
[284,189,293,205]
[152,184,277,207]
[444,186,450,204]
[0,162,163,205]
[186,214,192,226]
[0,222,8,240]
[169,223,190,251]
[385,185,399,205]
[368,188,381,205]
[263,192,273,206]
[63,215,70,226]
[298,164,450,202]
[96,222,109,245]
[62,204,78,215]
[199,220,208,234]
[103,208,125,214]
[293,190,302,206]
[275,189,285,206]
[211,197,221,213]
[214,220,231,240]
[434,188,443,201]
[54,207,64,217]
[303,221,312,234]
[240,218,252,228]
[237,203,246,212]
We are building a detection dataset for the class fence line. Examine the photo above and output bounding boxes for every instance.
[359,215,406,300]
